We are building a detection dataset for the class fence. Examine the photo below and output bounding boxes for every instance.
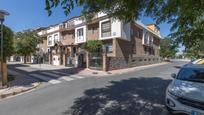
[107,56,161,70]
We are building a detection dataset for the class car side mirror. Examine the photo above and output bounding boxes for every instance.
[171,73,176,79]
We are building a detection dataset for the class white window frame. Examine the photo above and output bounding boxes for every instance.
[101,20,111,38]
[75,26,86,43]
[54,34,59,43]
[48,36,52,46]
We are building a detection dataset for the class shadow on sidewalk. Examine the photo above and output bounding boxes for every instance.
[63,77,172,115]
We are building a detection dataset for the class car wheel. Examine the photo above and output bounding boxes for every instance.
[165,106,174,114]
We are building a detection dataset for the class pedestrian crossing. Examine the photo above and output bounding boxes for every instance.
[29,70,86,85]
[30,74,61,84]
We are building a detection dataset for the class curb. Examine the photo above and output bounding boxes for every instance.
[87,62,170,77]
[0,82,41,99]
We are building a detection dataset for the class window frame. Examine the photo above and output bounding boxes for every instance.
[48,36,52,46]
[101,20,111,38]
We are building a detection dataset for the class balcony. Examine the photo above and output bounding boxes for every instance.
[60,21,75,31]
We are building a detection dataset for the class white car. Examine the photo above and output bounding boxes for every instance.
[166,64,204,115]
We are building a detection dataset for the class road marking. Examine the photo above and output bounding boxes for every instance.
[52,71,67,75]
[30,74,61,84]
[70,75,84,79]
[52,71,84,79]
[60,76,74,81]
[41,72,59,78]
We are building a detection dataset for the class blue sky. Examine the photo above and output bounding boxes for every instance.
[0,0,172,37]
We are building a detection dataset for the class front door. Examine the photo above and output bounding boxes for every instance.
[53,55,60,66]
[78,54,86,68]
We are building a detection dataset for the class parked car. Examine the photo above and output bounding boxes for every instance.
[196,59,204,64]
[191,59,202,64]
[166,64,204,115]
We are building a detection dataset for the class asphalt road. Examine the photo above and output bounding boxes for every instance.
[0,61,187,115]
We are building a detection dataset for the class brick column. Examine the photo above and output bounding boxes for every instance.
[63,54,67,66]
[49,54,51,64]
[86,52,89,68]
[102,53,108,71]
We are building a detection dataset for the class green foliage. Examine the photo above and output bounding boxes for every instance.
[0,25,15,61]
[184,40,204,59]
[15,30,42,62]
[45,0,204,53]
[81,40,103,52]
[160,38,178,58]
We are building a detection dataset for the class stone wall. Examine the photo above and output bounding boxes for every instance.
[107,56,161,70]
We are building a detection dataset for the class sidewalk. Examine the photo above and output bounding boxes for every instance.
[77,62,170,77]
[20,62,169,77]
[27,62,170,76]
[0,69,40,100]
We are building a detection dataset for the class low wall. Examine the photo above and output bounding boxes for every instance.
[107,56,161,70]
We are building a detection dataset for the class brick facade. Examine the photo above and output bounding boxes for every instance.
[38,15,161,71]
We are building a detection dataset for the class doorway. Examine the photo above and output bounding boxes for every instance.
[78,54,86,68]
[53,55,60,66]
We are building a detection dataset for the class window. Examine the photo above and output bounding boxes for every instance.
[77,28,83,37]
[54,34,59,43]
[77,28,84,41]
[48,36,52,45]
[106,43,113,53]
[101,21,111,37]
[149,36,153,46]
[144,32,149,44]
[177,68,204,83]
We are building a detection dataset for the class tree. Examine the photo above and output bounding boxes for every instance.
[1,25,15,62]
[45,0,204,50]
[160,38,178,58]
[15,30,42,64]
[0,25,14,86]
[183,40,204,59]
[81,40,103,53]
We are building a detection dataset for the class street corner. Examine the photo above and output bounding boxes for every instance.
[0,82,41,100]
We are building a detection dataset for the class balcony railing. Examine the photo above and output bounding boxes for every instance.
[60,22,75,31]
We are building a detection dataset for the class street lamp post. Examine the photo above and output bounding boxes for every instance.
[0,10,9,87]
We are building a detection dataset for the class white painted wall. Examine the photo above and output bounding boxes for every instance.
[38,31,43,36]
[47,32,60,47]
[53,55,60,66]
[99,18,122,40]
[74,17,85,25]
[75,26,87,44]
[97,12,107,18]
[47,25,60,34]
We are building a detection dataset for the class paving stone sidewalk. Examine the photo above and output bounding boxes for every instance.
[0,70,40,100]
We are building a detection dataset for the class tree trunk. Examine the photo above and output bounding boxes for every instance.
[24,55,27,64]
[1,58,8,87]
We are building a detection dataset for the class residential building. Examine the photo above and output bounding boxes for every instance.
[37,13,161,71]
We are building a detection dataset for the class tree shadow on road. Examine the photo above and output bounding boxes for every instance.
[63,77,172,115]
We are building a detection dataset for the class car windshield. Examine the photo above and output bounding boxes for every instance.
[177,68,204,83]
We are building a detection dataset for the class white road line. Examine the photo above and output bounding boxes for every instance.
[30,74,61,84]
[52,71,84,79]
[60,76,74,81]
[41,72,59,78]
[70,75,84,79]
